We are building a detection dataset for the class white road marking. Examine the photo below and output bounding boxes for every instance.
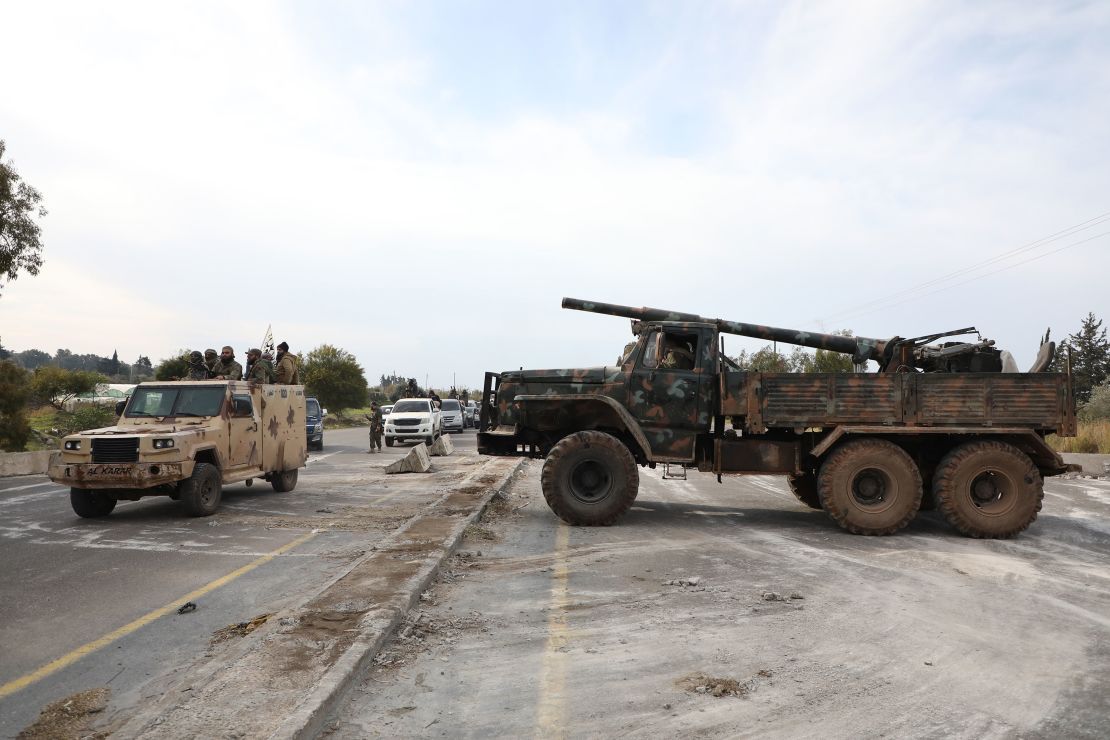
[0,481,59,494]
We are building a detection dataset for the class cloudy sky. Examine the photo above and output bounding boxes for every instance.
[2,0,1108,387]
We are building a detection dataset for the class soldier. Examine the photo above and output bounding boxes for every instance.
[245,348,274,383]
[274,341,301,384]
[185,351,210,380]
[204,349,219,376]
[211,346,244,380]
[429,390,442,410]
[365,401,383,453]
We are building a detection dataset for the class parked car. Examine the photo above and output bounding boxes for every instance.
[306,396,326,450]
[384,399,441,447]
[440,399,465,433]
[463,400,478,428]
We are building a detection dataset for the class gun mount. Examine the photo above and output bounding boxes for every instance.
[561,298,1011,373]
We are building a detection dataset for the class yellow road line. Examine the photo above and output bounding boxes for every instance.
[0,530,318,700]
[535,524,570,738]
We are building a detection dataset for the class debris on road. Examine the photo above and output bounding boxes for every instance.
[663,576,701,587]
[677,673,749,698]
[429,435,455,457]
[761,591,804,602]
[177,602,197,614]
[385,444,432,474]
[211,613,273,644]
[17,687,109,739]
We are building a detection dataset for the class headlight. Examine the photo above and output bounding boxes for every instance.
[64,440,81,451]
[153,439,175,449]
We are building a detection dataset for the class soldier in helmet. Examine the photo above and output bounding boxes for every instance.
[245,348,274,383]
[185,351,210,380]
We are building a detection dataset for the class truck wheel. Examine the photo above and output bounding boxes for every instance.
[385,437,394,447]
[541,431,638,526]
[272,469,298,493]
[786,475,822,510]
[932,440,1042,538]
[818,439,922,535]
[179,462,222,517]
[70,488,117,518]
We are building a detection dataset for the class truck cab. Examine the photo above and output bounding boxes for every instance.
[49,380,308,518]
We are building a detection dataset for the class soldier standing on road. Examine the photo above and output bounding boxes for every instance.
[365,401,384,453]
[204,349,219,376]
[274,341,301,384]
[212,346,244,380]
[185,351,209,380]
[245,348,274,383]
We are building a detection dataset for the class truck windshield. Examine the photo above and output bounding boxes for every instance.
[127,386,226,418]
[392,400,430,413]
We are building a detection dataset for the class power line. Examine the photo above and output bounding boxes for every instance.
[813,210,1110,327]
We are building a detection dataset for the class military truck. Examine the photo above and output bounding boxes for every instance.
[49,380,308,518]
[478,299,1078,538]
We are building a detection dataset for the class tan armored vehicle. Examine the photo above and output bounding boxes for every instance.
[49,381,308,518]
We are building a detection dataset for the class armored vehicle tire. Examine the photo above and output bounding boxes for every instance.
[272,469,298,493]
[541,430,638,526]
[70,488,117,518]
[180,462,222,517]
[385,437,394,447]
[932,440,1042,538]
[818,439,922,536]
[786,474,822,510]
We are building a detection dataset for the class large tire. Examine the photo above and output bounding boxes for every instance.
[932,440,1042,538]
[818,439,922,535]
[541,431,639,526]
[786,474,822,510]
[385,437,395,448]
[179,462,222,516]
[71,488,116,518]
[271,469,298,493]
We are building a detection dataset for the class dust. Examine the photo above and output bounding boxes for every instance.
[372,607,496,670]
[463,523,497,542]
[210,613,272,645]
[18,687,110,739]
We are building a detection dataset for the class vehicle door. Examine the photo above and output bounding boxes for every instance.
[228,391,259,467]
[628,326,711,460]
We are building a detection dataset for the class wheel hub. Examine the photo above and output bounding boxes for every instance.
[569,460,612,503]
[851,468,889,506]
[971,472,1003,506]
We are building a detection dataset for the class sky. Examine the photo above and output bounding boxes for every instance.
[1,0,1108,388]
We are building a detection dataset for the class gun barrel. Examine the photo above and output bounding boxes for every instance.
[561,297,884,362]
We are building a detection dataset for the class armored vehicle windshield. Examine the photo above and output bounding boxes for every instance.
[126,385,226,418]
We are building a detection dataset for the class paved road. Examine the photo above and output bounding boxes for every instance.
[0,427,479,737]
[330,463,1110,738]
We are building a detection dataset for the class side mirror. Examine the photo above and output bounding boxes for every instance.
[115,400,127,416]
[321,408,328,416]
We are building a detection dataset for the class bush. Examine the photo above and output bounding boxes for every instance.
[52,405,119,436]
[1048,421,1110,454]
[1079,382,1110,422]
[0,360,32,451]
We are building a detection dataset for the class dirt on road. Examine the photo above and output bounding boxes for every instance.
[328,462,1110,739]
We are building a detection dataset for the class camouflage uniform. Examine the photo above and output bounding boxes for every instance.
[245,349,274,383]
[366,404,383,452]
[186,351,209,380]
[204,349,219,376]
[212,357,243,380]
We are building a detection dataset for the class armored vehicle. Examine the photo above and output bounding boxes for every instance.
[49,380,308,518]
[478,299,1077,538]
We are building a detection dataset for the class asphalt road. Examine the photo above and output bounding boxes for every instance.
[330,462,1110,739]
[0,426,480,738]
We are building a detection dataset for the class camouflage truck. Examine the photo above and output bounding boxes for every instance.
[478,299,1078,538]
[49,380,308,518]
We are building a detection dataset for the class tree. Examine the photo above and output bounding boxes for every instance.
[1080,381,1110,422]
[1057,312,1109,404]
[155,350,191,380]
[302,344,369,412]
[13,348,51,369]
[0,360,32,451]
[0,140,46,296]
[31,366,104,410]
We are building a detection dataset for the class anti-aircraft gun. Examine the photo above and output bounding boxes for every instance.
[562,298,1055,374]
[478,298,1076,541]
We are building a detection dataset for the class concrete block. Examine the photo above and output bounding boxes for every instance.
[384,443,431,474]
[0,450,55,477]
[428,434,454,457]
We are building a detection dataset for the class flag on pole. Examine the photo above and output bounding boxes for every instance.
[261,325,275,356]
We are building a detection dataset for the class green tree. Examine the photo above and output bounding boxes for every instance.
[1057,312,1109,404]
[31,366,104,410]
[302,344,369,413]
[53,405,118,436]
[14,348,51,369]
[1079,381,1110,422]
[155,350,190,380]
[0,360,32,451]
[0,140,46,296]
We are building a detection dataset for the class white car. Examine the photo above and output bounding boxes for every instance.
[384,399,441,447]
[464,400,478,428]
[440,399,465,433]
